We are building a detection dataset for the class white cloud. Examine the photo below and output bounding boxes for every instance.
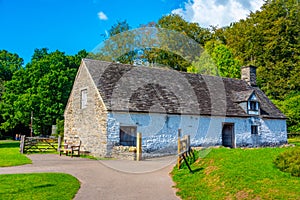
[98,11,108,20]
[171,0,264,27]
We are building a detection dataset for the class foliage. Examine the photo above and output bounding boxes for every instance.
[172,148,300,200]
[56,119,64,137]
[273,92,300,132]
[0,49,87,135]
[0,173,80,200]
[221,0,300,131]
[274,147,300,177]
[0,50,23,82]
[0,140,31,167]
[189,40,241,77]
[224,0,300,100]
[143,14,211,71]
[288,136,300,147]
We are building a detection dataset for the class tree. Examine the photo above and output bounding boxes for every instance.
[222,0,300,132]
[0,49,87,135]
[0,50,23,81]
[189,41,241,78]
[224,0,300,100]
[273,92,300,133]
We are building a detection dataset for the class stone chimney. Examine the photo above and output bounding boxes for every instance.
[241,65,257,86]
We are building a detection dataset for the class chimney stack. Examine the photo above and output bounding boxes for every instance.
[241,65,257,86]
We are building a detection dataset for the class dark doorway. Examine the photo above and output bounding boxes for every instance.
[222,123,235,148]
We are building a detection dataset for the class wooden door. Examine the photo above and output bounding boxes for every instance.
[222,123,235,148]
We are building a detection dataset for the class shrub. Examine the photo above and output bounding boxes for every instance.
[274,147,300,177]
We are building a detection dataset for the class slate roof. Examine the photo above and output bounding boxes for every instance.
[83,59,286,119]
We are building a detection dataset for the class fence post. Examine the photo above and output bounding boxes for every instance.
[186,135,190,150]
[20,135,25,154]
[57,136,62,152]
[177,129,181,169]
[136,132,142,161]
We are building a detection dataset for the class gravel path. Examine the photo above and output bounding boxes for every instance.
[0,154,180,200]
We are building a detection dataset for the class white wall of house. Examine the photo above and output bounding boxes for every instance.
[107,112,287,154]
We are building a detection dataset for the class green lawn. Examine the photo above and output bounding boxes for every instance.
[172,147,300,200]
[0,140,31,167]
[0,173,80,200]
[0,140,80,199]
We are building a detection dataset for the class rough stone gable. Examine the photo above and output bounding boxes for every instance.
[64,61,109,156]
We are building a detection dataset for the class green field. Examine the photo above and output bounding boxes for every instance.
[172,147,300,200]
[0,140,80,199]
[0,140,31,167]
[0,173,80,200]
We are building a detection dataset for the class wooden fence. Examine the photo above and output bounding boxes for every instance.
[20,135,62,154]
[177,129,194,173]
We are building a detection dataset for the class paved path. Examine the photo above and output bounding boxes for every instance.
[0,154,180,200]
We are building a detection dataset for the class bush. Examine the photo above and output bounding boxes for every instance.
[274,147,300,177]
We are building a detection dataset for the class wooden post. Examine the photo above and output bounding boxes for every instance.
[20,135,25,154]
[57,136,62,152]
[177,129,181,169]
[136,132,142,161]
[186,135,190,151]
[30,111,33,137]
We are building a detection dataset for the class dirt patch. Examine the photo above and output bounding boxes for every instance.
[204,165,219,175]
[236,190,249,199]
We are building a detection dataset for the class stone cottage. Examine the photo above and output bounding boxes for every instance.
[64,59,287,158]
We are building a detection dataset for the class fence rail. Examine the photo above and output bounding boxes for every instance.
[287,133,300,138]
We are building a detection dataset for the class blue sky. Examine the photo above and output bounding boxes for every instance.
[0,0,264,64]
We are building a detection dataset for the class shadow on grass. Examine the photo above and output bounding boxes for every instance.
[33,184,55,189]
[192,167,204,173]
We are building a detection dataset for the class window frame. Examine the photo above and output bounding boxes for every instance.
[251,125,258,135]
[119,126,137,146]
[249,101,259,111]
[81,89,88,109]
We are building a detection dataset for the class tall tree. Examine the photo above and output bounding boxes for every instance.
[188,41,241,78]
[0,49,87,135]
[224,0,300,100]
[223,0,300,132]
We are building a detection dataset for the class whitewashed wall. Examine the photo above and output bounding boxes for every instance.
[107,112,287,154]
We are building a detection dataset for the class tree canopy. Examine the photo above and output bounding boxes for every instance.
[0,49,87,136]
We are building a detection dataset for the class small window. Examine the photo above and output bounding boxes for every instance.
[81,89,88,109]
[120,126,137,146]
[249,101,259,111]
[251,125,258,135]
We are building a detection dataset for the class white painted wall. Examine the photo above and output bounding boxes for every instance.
[107,112,287,153]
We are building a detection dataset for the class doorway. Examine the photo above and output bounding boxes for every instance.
[222,123,235,148]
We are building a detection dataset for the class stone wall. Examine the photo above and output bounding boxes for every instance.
[107,112,287,156]
[64,62,109,157]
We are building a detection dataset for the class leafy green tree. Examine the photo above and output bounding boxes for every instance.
[0,50,23,81]
[220,0,300,132]
[224,0,300,100]
[189,41,241,78]
[273,92,300,133]
[1,49,87,135]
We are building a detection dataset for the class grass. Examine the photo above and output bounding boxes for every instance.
[0,140,81,199]
[289,136,300,146]
[172,147,300,200]
[0,173,80,200]
[0,140,32,167]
